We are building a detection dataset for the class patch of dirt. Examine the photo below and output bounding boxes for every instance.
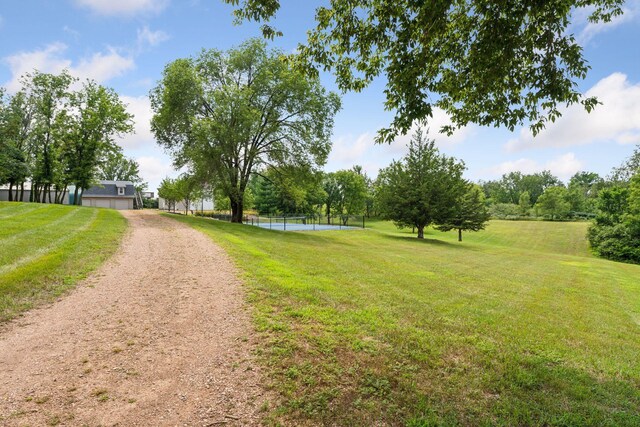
[0,210,268,426]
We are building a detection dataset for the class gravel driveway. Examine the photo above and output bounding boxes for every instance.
[0,210,267,426]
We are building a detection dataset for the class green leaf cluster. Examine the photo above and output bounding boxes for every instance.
[225,0,623,143]
[588,172,640,264]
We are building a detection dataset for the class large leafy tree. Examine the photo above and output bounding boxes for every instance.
[332,169,367,224]
[436,184,490,241]
[0,91,34,201]
[376,129,466,239]
[63,80,134,204]
[0,90,30,198]
[151,38,341,223]
[22,71,74,203]
[158,177,179,212]
[225,0,622,142]
[588,175,640,264]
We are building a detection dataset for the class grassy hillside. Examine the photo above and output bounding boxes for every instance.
[0,202,127,321]
[170,214,640,426]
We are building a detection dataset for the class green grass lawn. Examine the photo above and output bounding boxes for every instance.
[169,214,640,426]
[0,202,127,321]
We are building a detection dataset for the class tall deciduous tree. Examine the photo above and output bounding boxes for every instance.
[225,0,620,142]
[158,177,179,212]
[332,169,367,224]
[64,80,134,204]
[376,129,466,239]
[174,174,203,215]
[1,91,35,201]
[150,39,341,222]
[23,71,74,203]
[435,184,490,242]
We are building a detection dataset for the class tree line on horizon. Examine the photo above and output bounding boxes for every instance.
[0,70,145,204]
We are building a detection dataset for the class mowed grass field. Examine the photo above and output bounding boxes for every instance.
[0,202,127,321]
[169,214,640,426]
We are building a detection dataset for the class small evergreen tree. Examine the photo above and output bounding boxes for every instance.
[376,129,466,239]
[436,184,490,241]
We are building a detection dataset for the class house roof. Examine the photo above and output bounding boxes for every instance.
[83,181,136,197]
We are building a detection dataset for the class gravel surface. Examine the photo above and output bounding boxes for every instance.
[0,210,268,426]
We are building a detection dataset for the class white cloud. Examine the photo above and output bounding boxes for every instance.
[74,0,169,16]
[3,43,134,92]
[137,26,170,49]
[576,3,639,44]
[506,73,640,152]
[328,132,374,166]
[118,95,154,149]
[63,26,81,40]
[136,155,180,192]
[328,107,475,175]
[74,47,135,81]
[486,153,583,181]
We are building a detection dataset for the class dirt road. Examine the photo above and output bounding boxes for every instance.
[0,210,267,426]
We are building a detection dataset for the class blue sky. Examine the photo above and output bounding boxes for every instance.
[1,0,639,192]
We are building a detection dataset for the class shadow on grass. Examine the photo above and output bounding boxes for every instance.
[382,232,471,249]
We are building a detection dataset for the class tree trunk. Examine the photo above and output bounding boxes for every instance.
[458,228,462,242]
[8,183,13,202]
[230,198,244,223]
[60,186,68,205]
[74,187,80,205]
[20,182,25,202]
[417,226,424,239]
[326,203,331,225]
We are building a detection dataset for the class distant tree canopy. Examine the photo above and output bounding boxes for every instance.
[97,148,146,191]
[151,38,341,223]
[0,70,134,204]
[610,145,640,183]
[225,0,622,143]
[481,171,562,206]
[535,186,572,220]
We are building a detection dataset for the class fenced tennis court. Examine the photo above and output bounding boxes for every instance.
[246,215,363,231]
[195,212,365,231]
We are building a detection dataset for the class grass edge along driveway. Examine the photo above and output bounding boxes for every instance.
[168,213,640,427]
[0,202,127,322]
